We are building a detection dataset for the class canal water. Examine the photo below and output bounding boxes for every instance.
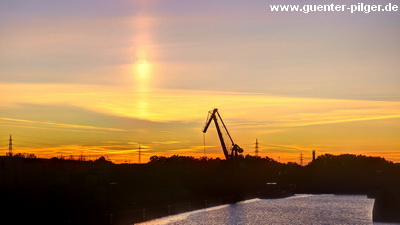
[137,194,396,225]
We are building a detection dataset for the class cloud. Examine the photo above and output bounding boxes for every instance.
[0,117,126,132]
[281,115,400,128]
[152,140,189,145]
[2,83,399,163]
[2,83,400,125]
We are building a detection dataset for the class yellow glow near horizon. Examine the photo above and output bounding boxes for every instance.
[5,142,400,164]
[2,83,400,124]
[3,82,399,163]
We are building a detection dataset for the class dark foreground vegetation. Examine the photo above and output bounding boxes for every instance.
[0,154,399,224]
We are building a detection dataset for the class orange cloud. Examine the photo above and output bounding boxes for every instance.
[0,117,126,132]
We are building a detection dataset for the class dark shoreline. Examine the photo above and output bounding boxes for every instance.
[0,154,398,225]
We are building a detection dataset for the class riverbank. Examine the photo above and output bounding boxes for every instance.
[0,154,398,224]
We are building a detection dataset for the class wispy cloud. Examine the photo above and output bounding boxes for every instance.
[0,117,126,132]
[282,115,400,128]
[2,83,399,162]
[152,140,189,145]
[2,83,400,125]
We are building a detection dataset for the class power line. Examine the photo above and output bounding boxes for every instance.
[12,140,55,146]
[6,134,67,143]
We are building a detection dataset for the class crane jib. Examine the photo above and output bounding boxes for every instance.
[202,108,244,160]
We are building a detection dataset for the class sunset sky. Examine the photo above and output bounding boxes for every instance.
[1,0,399,163]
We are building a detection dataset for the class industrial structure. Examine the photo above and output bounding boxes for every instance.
[202,108,244,160]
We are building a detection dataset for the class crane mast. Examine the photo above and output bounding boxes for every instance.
[202,108,244,160]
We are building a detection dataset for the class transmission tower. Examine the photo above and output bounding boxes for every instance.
[255,138,259,156]
[300,151,304,166]
[7,135,13,157]
[312,150,316,161]
[138,145,141,164]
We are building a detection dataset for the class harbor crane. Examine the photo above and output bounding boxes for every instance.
[202,108,244,160]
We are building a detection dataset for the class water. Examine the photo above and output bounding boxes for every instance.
[138,194,397,225]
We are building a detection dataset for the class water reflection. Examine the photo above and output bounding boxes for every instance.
[138,195,377,225]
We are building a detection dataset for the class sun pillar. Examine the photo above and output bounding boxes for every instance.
[132,10,154,119]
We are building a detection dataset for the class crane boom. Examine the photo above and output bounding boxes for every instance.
[202,108,217,134]
[202,108,244,160]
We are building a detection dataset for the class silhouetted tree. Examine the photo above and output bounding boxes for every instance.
[94,156,113,164]
[13,153,37,158]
